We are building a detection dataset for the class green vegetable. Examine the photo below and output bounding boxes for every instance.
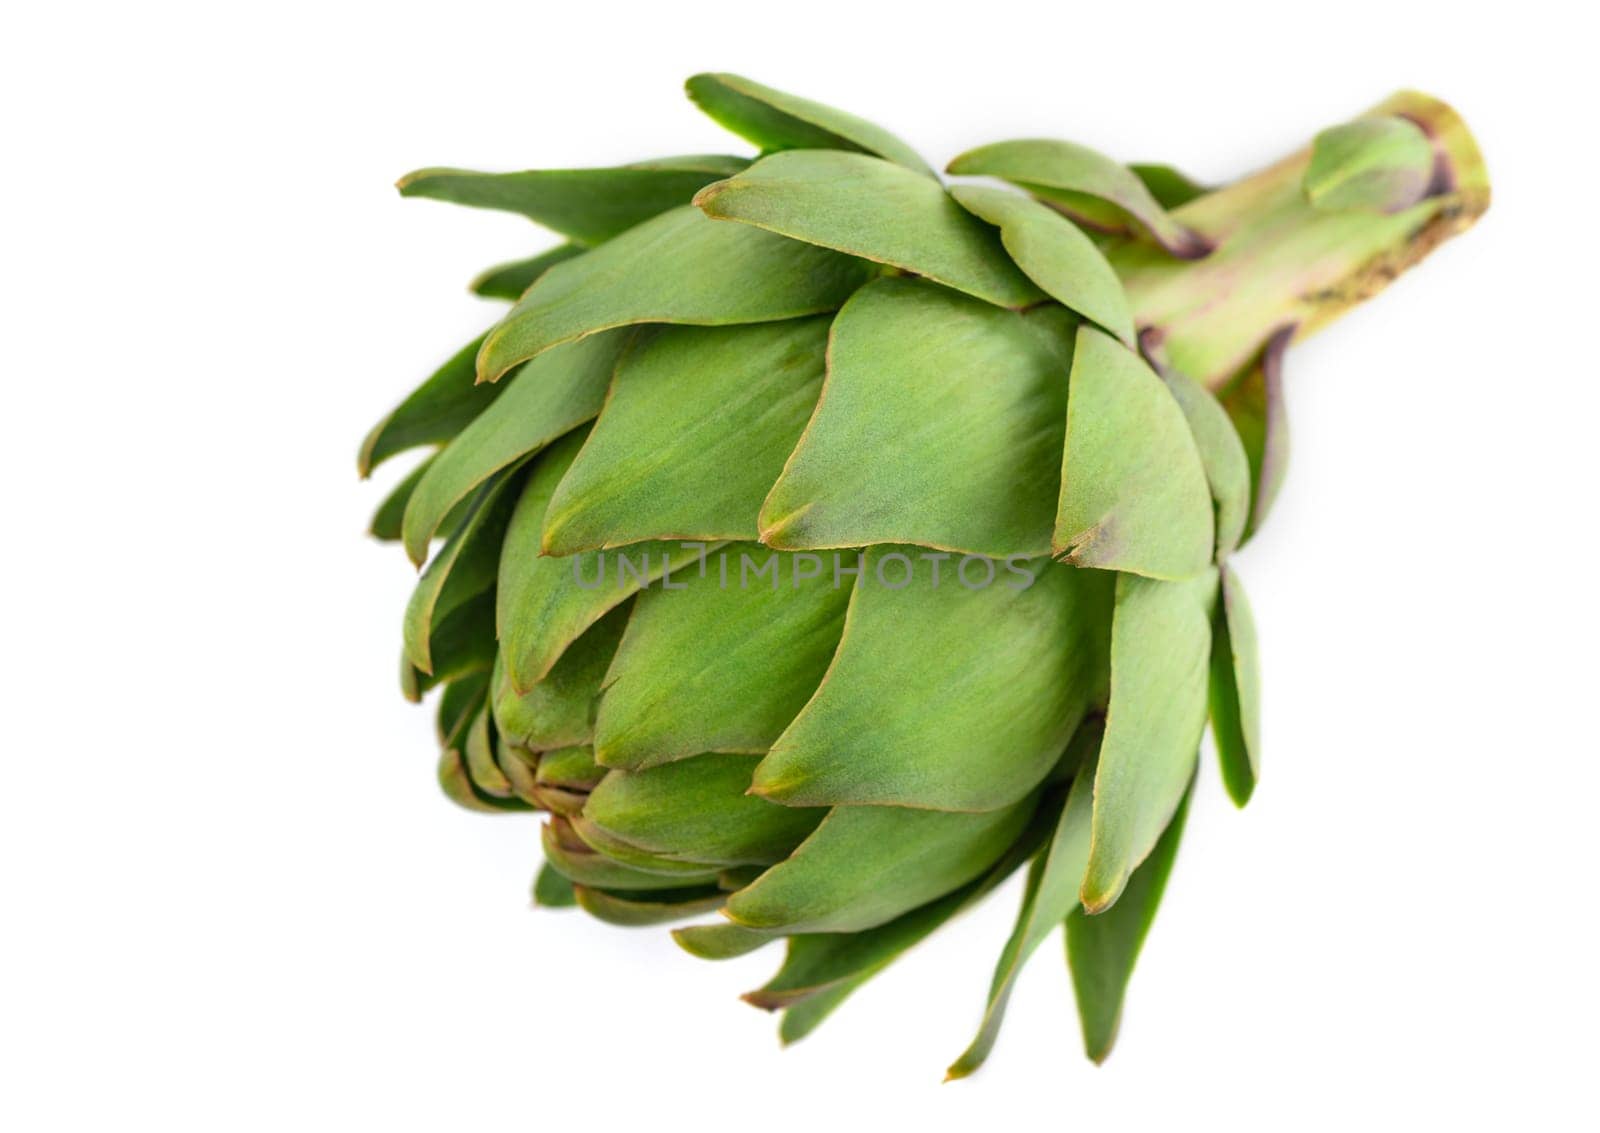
[362,74,1489,1074]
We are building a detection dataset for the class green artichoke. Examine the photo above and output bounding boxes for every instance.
[360,73,1488,1074]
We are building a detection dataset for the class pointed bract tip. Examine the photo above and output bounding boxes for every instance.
[943,1059,977,1083]
[755,504,810,549]
[356,416,390,479]
[744,776,784,801]
[691,181,731,213]
[405,647,435,680]
[394,168,443,197]
[1079,875,1124,916]
[745,759,805,805]
[943,149,984,177]
[1085,1015,1123,1064]
[686,71,746,97]
[537,513,572,558]
[473,332,510,386]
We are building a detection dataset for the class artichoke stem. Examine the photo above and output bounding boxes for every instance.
[1109,90,1490,392]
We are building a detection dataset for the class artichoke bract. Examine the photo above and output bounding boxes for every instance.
[364,74,1488,1074]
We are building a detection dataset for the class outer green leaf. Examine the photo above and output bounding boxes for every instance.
[760,278,1074,556]
[434,671,490,745]
[542,318,830,553]
[1055,326,1214,579]
[948,184,1135,344]
[437,743,525,814]
[403,470,519,674]
[536,745,606,791]
[494,739,539,806]
[375,462,486,547]
[541,818,720,891]
[477,205,872,383]
[462,704,515,800]
[358,333,501,477]
[491,600,629,751]
[532,790,586,822]
[369,455,433,541]
[1082,570,1215,912]
[947,764,1097,1079]
[533,863,577,908]
[1068,787,1190,1062]
[530,746,604,816]
[724,793,1036,934]
[717,866,763,892]
[585,753,825,866]
[396,155,749,246]
[947,139,1211,258]
[530,786,584,818]
[746,791,1063,1039]
[1129,163,1210,209]
[685,72,934,177]
[1220,325,1292,543]
[437,704,530,814]
[671,922,775,960]
[469,244,584,301]
[754,550,1112,811]
[1304,117,1434,213]
[1208,564,1262,806]
[594,545,850,769]
[695,151,1040,309]
[1147,345,1251,560]
[496,431,710,690]
[569,816,736,877]
[573,885,726,927]
[400,331,628,564]
[434,494,480,547]
[745,887,972,1012]
[778,982,860,1045]
[401,592,496,701]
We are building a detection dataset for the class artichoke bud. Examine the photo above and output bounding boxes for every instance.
[363,74,1488,1071]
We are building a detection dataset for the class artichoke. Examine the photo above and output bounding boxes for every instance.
[360,74,1488,1074]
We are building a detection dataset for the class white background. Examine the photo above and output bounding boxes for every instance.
[4,2,1597,1128]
